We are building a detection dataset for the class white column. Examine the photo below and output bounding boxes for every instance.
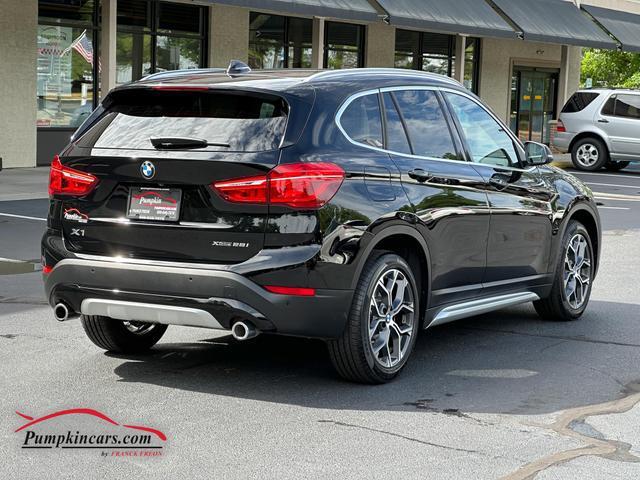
[100,0,117,98]
[454,35,466,84]
[209,4,249,68]
[0,0,37,167]
[365,23,395,67]
[557,45,571,115]
[311,17,325,69]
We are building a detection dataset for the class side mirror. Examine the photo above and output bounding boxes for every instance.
[524,141,553,166]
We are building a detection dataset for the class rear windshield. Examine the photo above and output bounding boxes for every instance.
[561,92,600,113]
[79,89,288,152]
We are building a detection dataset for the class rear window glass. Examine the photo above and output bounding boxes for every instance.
[340,93,383,148]
[80,90,288,152]
[562,92,600,113]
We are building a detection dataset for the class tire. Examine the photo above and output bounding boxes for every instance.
[534,221,594,322]
[604,161,630,172]
[81,315,168,353]
[571,137,609,171]
[328,252,420,384]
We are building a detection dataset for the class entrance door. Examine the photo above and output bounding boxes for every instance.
[510,67,559,144]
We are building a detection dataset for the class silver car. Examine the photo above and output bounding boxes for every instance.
[554,89,640,171]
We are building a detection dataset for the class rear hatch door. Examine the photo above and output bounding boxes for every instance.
[58,87,296,264]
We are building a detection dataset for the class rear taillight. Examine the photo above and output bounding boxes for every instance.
[556,120,566,133]
[49,155,98,197]
[213,162,345,209]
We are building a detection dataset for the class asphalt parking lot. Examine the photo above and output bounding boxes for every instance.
[1,162,640,479]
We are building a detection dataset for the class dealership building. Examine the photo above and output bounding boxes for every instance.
[1,0,640,169]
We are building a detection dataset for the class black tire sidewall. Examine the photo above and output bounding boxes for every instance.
[571,138,608,171]
[81,315,167,353]
[556,222,594,318]
[605,161,630,172]
[358,254,420,380]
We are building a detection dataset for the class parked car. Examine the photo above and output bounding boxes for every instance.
[43,65,601,384]
[554,89,640,171]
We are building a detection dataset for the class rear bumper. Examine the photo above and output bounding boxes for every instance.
[44,254,353,340]
[552,132,574,152]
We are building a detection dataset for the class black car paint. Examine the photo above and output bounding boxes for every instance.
[43,70,601,339]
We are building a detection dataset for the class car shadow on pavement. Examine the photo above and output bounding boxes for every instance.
[110,299,640,416]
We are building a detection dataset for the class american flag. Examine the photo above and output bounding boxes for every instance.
[65,30,94,65]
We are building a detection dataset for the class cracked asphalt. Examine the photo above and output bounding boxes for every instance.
[1,164,640,479]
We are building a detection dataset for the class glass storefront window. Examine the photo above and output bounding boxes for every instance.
[116,0,206,84]
[249,13,311,69]
[37,0,99,128]
[249,13,286,69]
[394,29,420,70]
[156,36,201,71]
[421,32,453,76]
[464,38,481,94]
[324,22,364,69]
[394,29,453,75]
[39,0,96,24]
[394,30,481,94]
[116,32,152,84]
[287,17,312,68]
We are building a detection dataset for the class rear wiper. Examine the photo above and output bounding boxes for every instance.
[150,137,231,150]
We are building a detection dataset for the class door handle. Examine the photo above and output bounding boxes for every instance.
[597,118,609,123]
[408,169,433,183]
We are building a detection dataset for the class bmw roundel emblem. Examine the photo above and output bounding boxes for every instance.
[141,161,156,179]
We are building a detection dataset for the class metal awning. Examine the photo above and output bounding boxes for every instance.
[375,0,517,38]
[209,0,379,23]
[491,0,617,49]
[582,5,639,52]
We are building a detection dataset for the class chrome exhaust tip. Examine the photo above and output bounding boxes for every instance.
[231,321,259,341]
[54,303,70,322]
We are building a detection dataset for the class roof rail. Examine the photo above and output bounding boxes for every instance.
[144,61,253,81]
[306,68,462,86]
[142,68,226,81]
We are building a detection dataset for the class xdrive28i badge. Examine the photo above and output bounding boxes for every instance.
[140,161,156,179]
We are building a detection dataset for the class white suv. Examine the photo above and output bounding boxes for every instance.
[554,89,640,171]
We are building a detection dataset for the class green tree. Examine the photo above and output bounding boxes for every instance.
[581,49,640,87]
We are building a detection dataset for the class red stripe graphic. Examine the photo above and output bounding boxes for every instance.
[15,408,167,442]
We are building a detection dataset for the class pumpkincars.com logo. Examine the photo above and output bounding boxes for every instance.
[15,408,167,457]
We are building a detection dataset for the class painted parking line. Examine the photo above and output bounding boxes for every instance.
[597,206,631,211]
[593,192,640,202]
[0,212,46,222]
[586,182,640,189]
[571,171,640,181]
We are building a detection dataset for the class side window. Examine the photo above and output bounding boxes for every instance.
[613,94,640,120]
[392,89,458,159]
[340,93,383,148]
[445,92,519,167]
[382,93,411,155]
[602,96,616,116]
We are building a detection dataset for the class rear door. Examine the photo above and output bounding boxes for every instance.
[380,88,491,307]
[59,87,294,264]
[599,93,640,157]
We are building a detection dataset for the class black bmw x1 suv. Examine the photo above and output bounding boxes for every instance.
[43,66,601,383]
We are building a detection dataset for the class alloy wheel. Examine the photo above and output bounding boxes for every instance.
[563,233,592,310]
[576,144,600,167]
[368,268,415,369]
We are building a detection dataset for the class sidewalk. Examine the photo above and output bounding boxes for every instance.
[0,167,49,201]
